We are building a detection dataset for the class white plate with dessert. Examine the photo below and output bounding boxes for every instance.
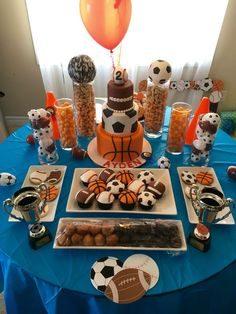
[53,218,187,251]
[8,165,67,222]
[177,166,235,224]
[66,168,177,215]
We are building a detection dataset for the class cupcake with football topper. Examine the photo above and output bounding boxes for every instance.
[96,191,115,210]
[80,169,98,186]
[75,188,96,209]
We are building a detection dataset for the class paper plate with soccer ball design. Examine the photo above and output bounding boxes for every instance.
[90,256,123,292]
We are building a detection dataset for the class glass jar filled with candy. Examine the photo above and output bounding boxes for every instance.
[190,112,221,166]
[68,55,96,137]
[144,60,172,138]
[166,102,192,154]
[27,108,59,164]
[54,98,77,150]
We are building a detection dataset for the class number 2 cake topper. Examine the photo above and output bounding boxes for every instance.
[113,66,128,85]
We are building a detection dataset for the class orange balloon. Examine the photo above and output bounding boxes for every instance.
[80,0,132,50]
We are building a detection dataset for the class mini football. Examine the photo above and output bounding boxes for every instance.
[105,268,151,304]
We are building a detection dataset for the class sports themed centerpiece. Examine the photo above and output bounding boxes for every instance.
[68,54,96,137]
[144,60,172,138]
[88,66,151,168]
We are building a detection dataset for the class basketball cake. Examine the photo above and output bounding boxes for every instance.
[96,67,144,163]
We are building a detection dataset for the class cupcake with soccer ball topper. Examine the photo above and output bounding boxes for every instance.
[106,180,125,197]
[138,191,156,211]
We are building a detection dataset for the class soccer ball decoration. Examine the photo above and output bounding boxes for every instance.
[102,105,138,135]
[90,256,123,292]
[113,66,128,85]
[157,156,171,169]
[68,55,96,83]
[148,60,172,86]
[0,172,16,186]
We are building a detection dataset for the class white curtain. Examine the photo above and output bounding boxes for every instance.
[26,0,228,110]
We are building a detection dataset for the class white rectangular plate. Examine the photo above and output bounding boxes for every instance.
[66,168,177,215]
[53,218,187,251]
[9,165,67,222]
[177,166,235,225]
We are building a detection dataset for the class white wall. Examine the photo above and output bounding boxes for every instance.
[0,0,235,126]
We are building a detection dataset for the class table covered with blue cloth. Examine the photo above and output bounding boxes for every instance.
[0,111,236,314]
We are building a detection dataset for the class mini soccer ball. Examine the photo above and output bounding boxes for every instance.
[90,256,123,292]
[27,109,40,121]
[0,172,16,186]
[199,78,213,91]
[148,60,171,85]
[191,153,200,163]
[202,113,221,125]
[202,132,215,144]
[157,156,170,169]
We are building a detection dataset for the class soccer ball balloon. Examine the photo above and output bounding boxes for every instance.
[90,256,123,292]
[148,60,172,86]
[157,156,171,169]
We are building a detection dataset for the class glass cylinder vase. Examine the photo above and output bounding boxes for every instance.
[27,108,59,165]
[190,112,221,166]
[144,80,169,138]
[54,98,77,150]
[166,102,192,154]
[73,82,96,137]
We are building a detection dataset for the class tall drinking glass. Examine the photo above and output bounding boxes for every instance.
[166,102,192,154]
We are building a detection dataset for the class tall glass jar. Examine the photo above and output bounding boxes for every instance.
[73,82,96,137]
[190,112,221,166]
[54,98,77,150]
[144,80,169,138]
[27,108,59,164]
[166,102,192,154]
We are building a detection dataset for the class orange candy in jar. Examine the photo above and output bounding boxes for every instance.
[55,98,77,150]
[166,102,192,154]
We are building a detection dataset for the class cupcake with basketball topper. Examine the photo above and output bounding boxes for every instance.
[190,112,221,166]
[87,66,151,168]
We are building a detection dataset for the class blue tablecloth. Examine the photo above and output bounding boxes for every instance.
[0,111,236,314]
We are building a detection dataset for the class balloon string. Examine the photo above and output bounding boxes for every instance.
[110,50,115,70]
[117,43,122,66]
